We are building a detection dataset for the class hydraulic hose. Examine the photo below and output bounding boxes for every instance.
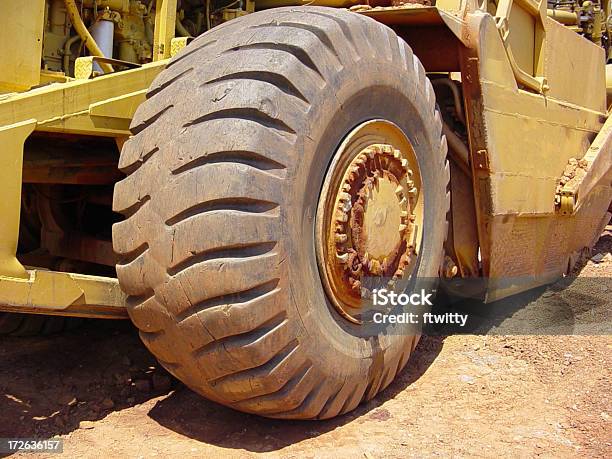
[63,0,114,74]
[63,34,81,73]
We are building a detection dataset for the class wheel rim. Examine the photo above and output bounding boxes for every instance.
[316,120,424,324]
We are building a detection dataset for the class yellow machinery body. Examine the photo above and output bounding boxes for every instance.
[0,0,610,317]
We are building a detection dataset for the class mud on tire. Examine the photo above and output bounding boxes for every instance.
[113,6,449,419]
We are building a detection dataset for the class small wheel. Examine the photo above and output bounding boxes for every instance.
[113,6,449,419]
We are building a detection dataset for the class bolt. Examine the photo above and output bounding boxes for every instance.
[443,256,458,278]
[336,211,348,223]
[369,259,382,276]
[339,191,351,202]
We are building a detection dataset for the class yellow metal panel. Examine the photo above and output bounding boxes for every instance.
[544,18,606,112]
[153,0,177,61]
[0,270,127,319]
[507,4,535,75]
[89,90,147,119]
[0,120,36,280]
[40,113,132,136]
[559,111,612,213]
[0,61,166,136]
[461,10,610,293]
[39,70,71,86]
[475,14,605,215]
[171,37,191,57]
[0,0,45,93]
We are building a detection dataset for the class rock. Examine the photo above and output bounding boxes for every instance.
[152,373,172,392]
[368,408,391,422]
[89,403,101,413]
[459,374,475,384]
[134,379,151,392]
[101,397,115,409]
[349,4,372,11]
[53,415,66,428]
[58,394,77,406]
[590,253,605,263]
[113,372,131,385]
[79,420,96,430]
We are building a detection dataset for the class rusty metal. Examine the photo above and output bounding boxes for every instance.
[23,136,123,185]
[555,113,612,216]
[42,231,117,266]
[316,120,423,324]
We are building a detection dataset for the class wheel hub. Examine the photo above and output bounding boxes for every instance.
[316,121,423,324]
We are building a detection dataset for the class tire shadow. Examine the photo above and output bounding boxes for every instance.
[146,335,445,452]
[0,320,174,441]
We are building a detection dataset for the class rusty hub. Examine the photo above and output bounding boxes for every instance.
[316,120,423,324]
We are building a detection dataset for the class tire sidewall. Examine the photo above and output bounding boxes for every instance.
[284,48,446,377]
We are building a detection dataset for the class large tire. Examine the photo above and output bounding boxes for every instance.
[113,6,449,419]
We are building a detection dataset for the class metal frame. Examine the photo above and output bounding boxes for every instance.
[0,60,165,318]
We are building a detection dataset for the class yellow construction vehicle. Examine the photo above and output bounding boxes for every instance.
[0,0,610,418]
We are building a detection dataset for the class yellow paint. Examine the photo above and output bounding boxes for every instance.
[0,61,165,136]
[0,270,126,319]
[0,1,45,93]
[0,120,36,280]
[153,0,178,60]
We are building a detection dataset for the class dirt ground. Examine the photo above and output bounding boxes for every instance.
[1,228,610,458]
